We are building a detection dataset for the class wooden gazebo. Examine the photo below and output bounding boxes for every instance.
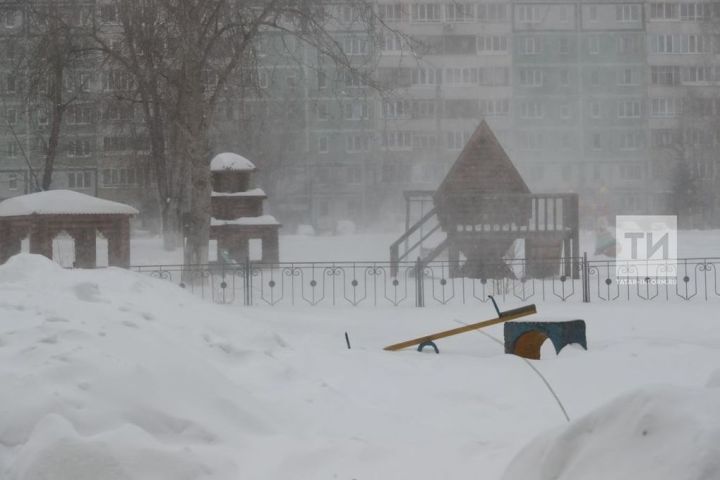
[0,190,138,267]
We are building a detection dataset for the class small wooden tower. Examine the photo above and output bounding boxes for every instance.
[209,153,280,263]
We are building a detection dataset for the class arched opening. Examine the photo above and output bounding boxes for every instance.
[52,231,76,268]
[513,330,549,360]
[96,230,109,267]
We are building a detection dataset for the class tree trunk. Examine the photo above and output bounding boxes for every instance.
[41,29,65,191]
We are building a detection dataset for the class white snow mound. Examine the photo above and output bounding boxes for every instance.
[0,190,138,217]
[0,254,278,480]
[502,385,720,480]
[210,152,255,171]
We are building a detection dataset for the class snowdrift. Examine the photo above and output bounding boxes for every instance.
[502,384,720,480]
[0,255,279,480]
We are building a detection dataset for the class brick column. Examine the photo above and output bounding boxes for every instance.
[108,217,130,267]
[261,229,279,264]
[0,222,22,264]
[75,228,97,268]
[29,220,52,260]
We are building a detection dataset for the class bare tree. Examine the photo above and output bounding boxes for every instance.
[93,0,393,265]
[18,2,94,191]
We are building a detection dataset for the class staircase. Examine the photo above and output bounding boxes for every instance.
[389,207,448,277]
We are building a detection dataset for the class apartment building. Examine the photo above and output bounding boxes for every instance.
[1,1,719,232]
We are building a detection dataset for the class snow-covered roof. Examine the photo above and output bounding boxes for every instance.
[211,188,266,198]
[210,152,256,172]
[0,190,139,217]
[211,215,280,227]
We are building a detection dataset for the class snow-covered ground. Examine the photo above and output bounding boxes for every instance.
[1,254,719,479]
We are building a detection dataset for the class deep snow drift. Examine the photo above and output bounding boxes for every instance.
[1,254,719,479]
[503,385,720,480]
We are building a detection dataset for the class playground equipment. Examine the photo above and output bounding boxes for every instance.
[390,121,580,279]
[383,296,537,353]
[504,320,587,360]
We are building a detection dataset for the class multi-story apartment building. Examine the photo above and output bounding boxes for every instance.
[1,1,719,233]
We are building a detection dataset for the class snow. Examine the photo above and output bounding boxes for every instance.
[1,253,720,479]
[502,386,720,480]
[210,153,255,172]
[210,215,279,226]
[211,188,266,197]
[0,190,138,217]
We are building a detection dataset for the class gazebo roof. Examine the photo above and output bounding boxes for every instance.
[210,152,256,172]
[0,190,139,217]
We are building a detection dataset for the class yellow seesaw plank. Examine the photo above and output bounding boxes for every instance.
[383,304,537,352]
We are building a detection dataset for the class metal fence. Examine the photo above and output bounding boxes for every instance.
[130,256,720,306]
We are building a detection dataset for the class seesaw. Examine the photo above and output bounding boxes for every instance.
[383,296,537,353]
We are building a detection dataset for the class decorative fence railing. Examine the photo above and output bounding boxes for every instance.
[130,256,720,306]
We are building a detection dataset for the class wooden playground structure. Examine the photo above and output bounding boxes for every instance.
[390,121,580,279]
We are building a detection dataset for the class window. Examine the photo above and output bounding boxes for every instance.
[651,66,681,85]
[348,166,362,184]
[618,100,642,118]
[444,67,478,85]
[519,68,543,87]
[650,3,679,20]
[383,100,409,118]
[559,38,570,55]
[317,103,328,120]
[618,68,638,85]
[381,33,403,52]
[258,70,268,88]
[617,35,641,55]
[318,135,328,153]
[478,67,510,86]
[5,108,16,125]
[619,132,645,150]
[67,105,93,125]
[520,101,543,119]
[344,101,368,120]
[7,173,17,191]
[411,3,441,22]
[67,171,92,189]
[589,5,598,22]
[7,142,17,158]
[4,10,18,28]
[446,3,474,22]
[378,4,404,22]
[412,133,438,149]
[650,98,679,117]
[517,131,543,150]
[67,139,91,157]
[447,131,471,150]
[478,3,508,22]
[103,168,138,187]
[559,5,570,22]
[346,134,369,152]
[651,34,711,54]
[342,36,368,55]
[560,69,569,86]
[317,70,326,89]
[477,35,507,53]
[592,133,602,150]
[100,4,117,22]
[590,69,600,87]
[588,36,600,55]
[412,100,436,118]
[616,4,641,22]
[6,74,16,93]
[591,101,601,118]
[479,98,510,116]
[517,5,541,23]
[381,131,412,150]
[560,103,571,119]
[411,68,442,85]
[683,66,712,83]
[681,3,710,20]
[519,36,542,55]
